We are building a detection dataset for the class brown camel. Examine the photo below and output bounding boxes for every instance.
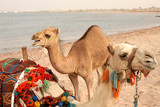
[32,25,111,100]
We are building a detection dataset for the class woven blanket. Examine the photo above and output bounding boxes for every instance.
[0,58,37,107]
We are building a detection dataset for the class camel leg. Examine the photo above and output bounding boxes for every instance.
[68,73,80,101]
[83,74,93,100]
[96,68,101,86]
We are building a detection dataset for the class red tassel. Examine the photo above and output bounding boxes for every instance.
[112,80,121,99]
[102,70,109,83]
[130,72,135,86]
[144,71,150,77]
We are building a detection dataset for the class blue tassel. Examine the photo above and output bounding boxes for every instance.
[111,71,118,89]
[71,95,76,100]
[32,95,38,101]
[58,101,63,107]
[113,73,118,89]
[48,69,53,74]
[14,90,19,96]
[70,103,76,107]
[63,92,69,97]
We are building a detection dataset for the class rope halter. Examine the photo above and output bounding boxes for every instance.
[127,47,138,75]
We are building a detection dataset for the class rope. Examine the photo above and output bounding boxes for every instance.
[28,31,56,61]
[28,38,47,61]
[133,71,140,107]
[28,47,44,61]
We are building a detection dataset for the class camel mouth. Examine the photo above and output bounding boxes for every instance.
[32,39,40,46]
[138,61,155,77]
[139,61,155,70]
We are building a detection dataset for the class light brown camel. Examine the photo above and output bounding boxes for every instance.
[70,43,157,107]
[32,25,111,100]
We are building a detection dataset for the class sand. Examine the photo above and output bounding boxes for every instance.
[0,26,160,107]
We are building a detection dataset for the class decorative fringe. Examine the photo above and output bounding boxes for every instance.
[12,65,76,107]
[130,72,135,86]
[144,71,150,77]
[112,80,121,99]
[43,79,50,92]
[102,70,109,83]
[111,71,121,99]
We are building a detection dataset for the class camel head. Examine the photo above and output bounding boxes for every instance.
[108,43,157,81]
[32,27,60,48]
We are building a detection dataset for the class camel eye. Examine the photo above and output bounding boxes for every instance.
[119,53,128,59]
[145,60,152,63]
[45,34,51,38]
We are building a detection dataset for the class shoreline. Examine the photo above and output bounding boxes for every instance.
[1,9,160,14]
[0,25,160,106]
[0,25,160,56]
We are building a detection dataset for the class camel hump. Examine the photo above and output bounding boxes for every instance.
[78,25,103,41]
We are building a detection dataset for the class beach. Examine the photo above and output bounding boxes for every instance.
[0,26,160,107]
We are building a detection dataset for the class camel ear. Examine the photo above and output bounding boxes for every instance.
[57,28,60,35]
[108,44,115,55]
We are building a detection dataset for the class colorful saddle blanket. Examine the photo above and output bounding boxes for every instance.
[0,58,37,107]
[0,58,74,107]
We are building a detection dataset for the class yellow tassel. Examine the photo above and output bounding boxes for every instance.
[61,96,67,102]
[117,80,121,92]
[34,101,40,107]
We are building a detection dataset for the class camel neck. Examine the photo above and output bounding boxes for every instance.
[46,39,75,74]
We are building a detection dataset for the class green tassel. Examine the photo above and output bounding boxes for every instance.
[126,78,130,83]
[43,79,50,92]
[25,68,30,73]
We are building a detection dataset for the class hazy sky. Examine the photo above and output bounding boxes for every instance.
[0,0,160,11]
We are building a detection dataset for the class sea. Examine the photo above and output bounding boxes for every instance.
[0,12,160,54]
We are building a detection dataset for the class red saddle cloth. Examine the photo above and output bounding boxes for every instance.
[0,58,37,107]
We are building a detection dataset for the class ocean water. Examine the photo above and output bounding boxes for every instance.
[0,12,160,54]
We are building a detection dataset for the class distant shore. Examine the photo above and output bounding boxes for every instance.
[1,8,160,14]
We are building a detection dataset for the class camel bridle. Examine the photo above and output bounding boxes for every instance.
[41,31,57,48]
[127,48,138,75]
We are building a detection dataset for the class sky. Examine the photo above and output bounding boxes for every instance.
[0,0,160,11]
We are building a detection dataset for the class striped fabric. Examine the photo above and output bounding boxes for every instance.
[0,58,37,107]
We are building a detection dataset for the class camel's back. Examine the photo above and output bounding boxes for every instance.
[69,25,110,69]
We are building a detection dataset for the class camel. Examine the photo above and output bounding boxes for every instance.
[69,43,157,107]
[32,25,111,100]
